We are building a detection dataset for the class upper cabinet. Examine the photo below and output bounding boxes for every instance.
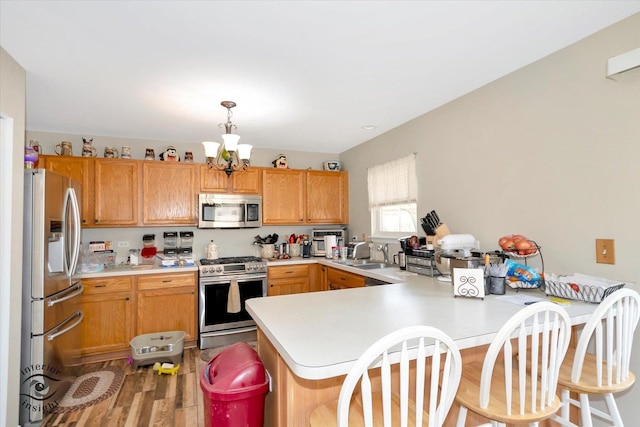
[43,156,94,226]
[94,159,139,226]
[262,169,349,225]
[200,165,262,194]
[306,171,349,224]
[262,169,306,224]
[143,161,197,225]
[42,155,347,227]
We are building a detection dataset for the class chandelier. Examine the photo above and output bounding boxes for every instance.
[202,101,252,177]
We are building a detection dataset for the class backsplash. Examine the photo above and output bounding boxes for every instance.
[82,225,315,263]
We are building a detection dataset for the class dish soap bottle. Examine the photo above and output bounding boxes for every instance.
[206,240,218,260]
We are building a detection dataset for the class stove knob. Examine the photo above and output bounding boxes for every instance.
[216,266,223,273]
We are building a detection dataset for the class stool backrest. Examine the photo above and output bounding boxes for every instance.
[479,302,571,416]
[571,288,640,386]
[337,325,462,427]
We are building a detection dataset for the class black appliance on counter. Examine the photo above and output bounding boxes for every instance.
[197,256,267,349]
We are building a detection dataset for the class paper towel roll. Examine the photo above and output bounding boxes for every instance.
[324,235,337,258]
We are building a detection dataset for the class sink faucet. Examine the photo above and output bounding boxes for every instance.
[377,243,389,263]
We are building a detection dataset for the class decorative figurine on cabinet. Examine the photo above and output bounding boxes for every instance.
[272,154,288,168]
[159,146,180,162]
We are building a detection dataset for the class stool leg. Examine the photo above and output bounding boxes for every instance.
[579,393,593,427]
[456,405,467,427]
[604,393,623,426]
[560,389,570,420]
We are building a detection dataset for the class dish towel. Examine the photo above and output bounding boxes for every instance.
[227,280,241,314]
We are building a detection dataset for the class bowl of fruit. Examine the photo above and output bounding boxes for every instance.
[498,234,538,257]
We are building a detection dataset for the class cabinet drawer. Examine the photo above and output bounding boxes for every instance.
[83,277,132,294]
[327,268,365,288]
[268,265,309,280]
[137,272,196,290]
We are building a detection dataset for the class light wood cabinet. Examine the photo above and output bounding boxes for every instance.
[327,267,365,290]
[309,264,326,292]
[262,169,349,225]
[94,159,139,226]
[136,272,197,341]
[262,169,306,224]
[80,277,133,356]
[267,264,310,296]
[142,161,198,225]
[306,171,349,224]
[200,165,262,194]
[43,155,95,226]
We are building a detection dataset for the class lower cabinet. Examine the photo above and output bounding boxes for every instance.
[327,267,365,290]
[80,277,133,356]
[136,272,197,341]
[268,265,310,296]
[80,271,197,360]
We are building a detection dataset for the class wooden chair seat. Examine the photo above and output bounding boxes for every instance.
[557,347,636,394]
[456,361,562,425]
[310,391,429,427]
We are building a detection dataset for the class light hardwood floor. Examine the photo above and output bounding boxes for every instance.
[43,347,207,427]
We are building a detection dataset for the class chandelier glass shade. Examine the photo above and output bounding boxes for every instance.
[202,101,252,177]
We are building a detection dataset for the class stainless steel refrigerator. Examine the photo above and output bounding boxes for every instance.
[20,169,83,426]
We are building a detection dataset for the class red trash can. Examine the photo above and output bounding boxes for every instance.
[200,342,270,427]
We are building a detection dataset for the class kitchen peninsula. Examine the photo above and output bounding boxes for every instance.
[246,269,610,427]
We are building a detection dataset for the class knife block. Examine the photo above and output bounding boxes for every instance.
[425,223,450,248]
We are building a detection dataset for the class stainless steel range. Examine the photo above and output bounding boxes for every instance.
[197,256,267,349]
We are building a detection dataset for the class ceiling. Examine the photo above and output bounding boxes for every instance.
[1,1,639,154]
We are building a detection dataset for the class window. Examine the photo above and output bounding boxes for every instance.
[367,154,417,237]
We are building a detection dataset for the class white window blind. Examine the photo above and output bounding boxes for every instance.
[367,154,417,210]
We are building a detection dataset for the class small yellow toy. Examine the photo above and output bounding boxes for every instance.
[153,362,180,376]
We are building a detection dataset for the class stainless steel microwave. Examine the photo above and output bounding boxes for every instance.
[198,193,262,228]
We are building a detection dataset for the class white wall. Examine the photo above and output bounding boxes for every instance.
[341,13,640,424]
[0,46,26,427]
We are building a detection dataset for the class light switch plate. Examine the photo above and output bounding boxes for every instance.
[595,239,615,264]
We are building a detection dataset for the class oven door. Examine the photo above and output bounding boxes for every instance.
[199,274,266,334]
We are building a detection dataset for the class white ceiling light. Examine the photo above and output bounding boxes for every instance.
[202,101,253,177]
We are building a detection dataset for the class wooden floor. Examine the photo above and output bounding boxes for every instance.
[43,347,207,427]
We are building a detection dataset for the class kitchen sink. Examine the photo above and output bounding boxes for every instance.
[353,262,396,270]
[330,259,395,269]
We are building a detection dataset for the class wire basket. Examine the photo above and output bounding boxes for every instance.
[543,273,625,303]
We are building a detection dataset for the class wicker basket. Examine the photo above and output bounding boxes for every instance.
[543,273,624,303]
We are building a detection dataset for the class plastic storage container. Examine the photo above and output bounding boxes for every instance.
[200,342,269,427]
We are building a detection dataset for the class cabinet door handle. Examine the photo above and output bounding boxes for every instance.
[340,277,347,281]
[162,280,172,283]
[125,297,130,301]
[95,284,106,288]
[94,219,99,223]
[285,271,294,274]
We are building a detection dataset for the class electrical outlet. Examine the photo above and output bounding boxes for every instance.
[595,239,615,264]
[117,241,130,248]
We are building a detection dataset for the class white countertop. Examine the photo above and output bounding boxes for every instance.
[78,262,198,278]
[247,266,608,381]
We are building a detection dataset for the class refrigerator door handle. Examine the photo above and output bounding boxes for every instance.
[47,282,84,307]
[47,310,83,342]
[63,187,81,277]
